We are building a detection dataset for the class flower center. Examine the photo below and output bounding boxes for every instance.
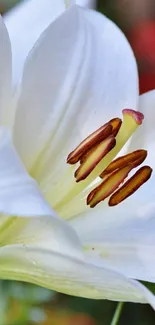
[43,109,152,219]
[64,109,152,212]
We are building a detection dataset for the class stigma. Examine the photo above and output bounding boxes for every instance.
[67,109,152,208]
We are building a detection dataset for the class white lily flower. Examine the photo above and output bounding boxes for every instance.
[0,0,155,308]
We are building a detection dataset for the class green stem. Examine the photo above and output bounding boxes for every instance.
[110,302,124,325]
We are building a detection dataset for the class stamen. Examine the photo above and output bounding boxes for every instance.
[87,165,132,208]
[67,117,121,165]
[100,150,147,178]
[59,109,150,213]
[67,123,112,164]
[87,148,151,208]
[69,109,144,185]
[75,136,116,182]
[109,166,152,206]
[110,118,122,137]
[79,118,122,165]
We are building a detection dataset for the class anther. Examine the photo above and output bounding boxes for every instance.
[87,148,151,208]
[87,164,132,207]
[100,150,147,178]
[67,118,122,165]
[110,118,122,137]
[75,136,116,182]
[109,166,152,206]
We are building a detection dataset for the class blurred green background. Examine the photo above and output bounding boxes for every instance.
[1,0,155,324]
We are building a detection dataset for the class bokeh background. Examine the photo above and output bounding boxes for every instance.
[0,0,155,324]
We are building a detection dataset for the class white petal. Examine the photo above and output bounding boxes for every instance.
[0,129,83,260]
[66,0,96,7]
[0,245,154,306]
[0,127,55,217]
[71,170,155,243]
[0,16,12,126]
[13,5,138,189]
[82,214,155,283]
[4,0,65,85]
[0,215,83,261]
[76,0,96,8]
[71,169,155,283]
[71,174,155,236]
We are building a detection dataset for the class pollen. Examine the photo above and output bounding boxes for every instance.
[109,166,152,206]
[100,150,147,178]
[87,164,132,208]
[67,118,121,165]
[75,136,116,182]
[67,109,152,208]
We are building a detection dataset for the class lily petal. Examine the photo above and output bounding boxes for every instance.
[0,215,83,261]
[77,0,96,7]
[13,5,138,190]
[4,0,65,85]
[0,127,54,217]
[82,214,155,283]
[0,245,154,306]
[0,15,12,126]
[0,127,82,262]
[71,170,155,283]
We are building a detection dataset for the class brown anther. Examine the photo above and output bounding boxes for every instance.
[87,164,132,207]
[67,118,122,165]
[109,166,152,206]
[67,124,112,165]
[75,136,116,182]
[80,118,122,165]
[109,118,122,137]
[100,150,147,178]
[87,189,97,205]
